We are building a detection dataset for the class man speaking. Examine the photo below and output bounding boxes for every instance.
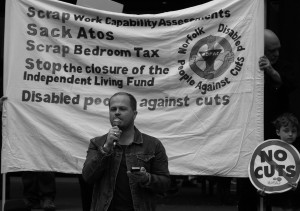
[82,92,170,211]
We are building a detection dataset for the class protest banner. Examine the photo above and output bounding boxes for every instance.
[249,139,300,194]
[2,0,264,176]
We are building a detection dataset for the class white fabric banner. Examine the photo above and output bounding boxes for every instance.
[2,0,264,176]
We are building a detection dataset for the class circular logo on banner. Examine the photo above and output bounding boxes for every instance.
[189,35,234,79]
[248,139,300,194]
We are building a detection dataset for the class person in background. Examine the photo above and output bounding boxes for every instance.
[82,92,170,211]
[22,171,56,211]
[268,113,300,211]
[259,29,297,140]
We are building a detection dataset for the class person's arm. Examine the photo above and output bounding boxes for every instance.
[82,136,113,184]
[127,140,170,193]
[259,56,282,88]
[142,141,171,193]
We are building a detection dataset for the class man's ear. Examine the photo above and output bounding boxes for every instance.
[276,129,280,136]
[133,111,137,120]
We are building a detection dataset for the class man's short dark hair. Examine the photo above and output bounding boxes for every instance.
[109,92,137,111]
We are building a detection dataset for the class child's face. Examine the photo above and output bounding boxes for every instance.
[276,123,298,144]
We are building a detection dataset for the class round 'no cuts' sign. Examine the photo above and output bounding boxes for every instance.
[248,139,300,194]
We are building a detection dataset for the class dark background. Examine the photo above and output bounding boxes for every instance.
[0,0,299,132]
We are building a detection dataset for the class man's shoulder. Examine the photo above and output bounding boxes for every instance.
[140,131,157,140]
[141,132,162,145]
[90,134,107,146]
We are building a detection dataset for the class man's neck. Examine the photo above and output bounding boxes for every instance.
[119,126,135,145]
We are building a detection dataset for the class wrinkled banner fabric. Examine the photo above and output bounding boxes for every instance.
[3,0,264,176]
